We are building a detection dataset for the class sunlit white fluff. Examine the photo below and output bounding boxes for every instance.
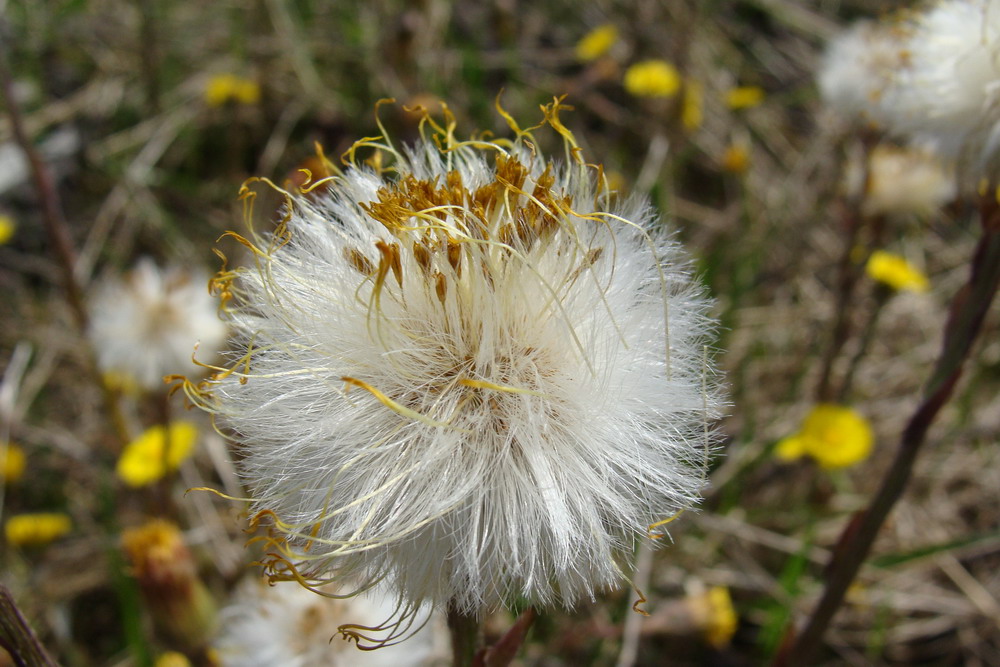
[89,258,227,391]
[881,0,1000,169]
[214,579,442,666]
[844,144,956,217]
[200,104,721,615]
[817,20,909,123]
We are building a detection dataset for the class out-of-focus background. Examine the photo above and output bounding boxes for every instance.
[1,0,999,665]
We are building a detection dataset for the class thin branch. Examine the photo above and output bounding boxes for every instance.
[0,586,58,667]
[0,29,87,329]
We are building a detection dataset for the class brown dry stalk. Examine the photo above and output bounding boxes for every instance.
[0,34,87,330]
[0,585,58,667]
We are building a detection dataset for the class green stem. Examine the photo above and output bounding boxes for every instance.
[447,601,481,667]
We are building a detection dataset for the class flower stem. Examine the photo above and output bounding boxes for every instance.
[777,196,1000,666]
[815,201,867,402]
[0,585,58,667]
[478,607,536,667]
[447,602,481,667]
[836,285,890,403]
[0,34,87,330]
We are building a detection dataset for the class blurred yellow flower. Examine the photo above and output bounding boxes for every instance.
[204,74,261,108]
[776,404,874,469]
[0,214,14,245]
[866,250,930,292]
[123,520,218,648]
[725,86,765,110]
[704,586,738,646]
[682,79,704,131]
[575,24,618,62]
[685,584,738,646]
[721,143,750,173]
[5,513,72,546]
[2,442,26,483]
[624,60,681,98]
[154,653,191,667]
[103,370,142,396]
[603,170,627,194]
[117,422,198,487]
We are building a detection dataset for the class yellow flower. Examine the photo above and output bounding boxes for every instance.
[2,443,26,483]
[687,585,738,647]
[624,60,681,98]
[603,170,627,195]
[117,422,198,487]
[575,24,618,62]
[704,587,738,647]
[866,250,930,293]
[5,513,72,546]
[154,653,191,667]
[721,143,750,174]
[0,214,14,245]
[774,433,807,461]
[682,79,704,131]
[777,404,874,469]
[204,74,261,108]
[725,86,765,110]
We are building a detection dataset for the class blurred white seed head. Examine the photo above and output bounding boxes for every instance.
[214,579,442,666]
[817,20,909,124]
[882,0,1000,170]
[821,1,1000,176]
[89,258,227,392]
[844,144,956,217]
[191,101,722,617]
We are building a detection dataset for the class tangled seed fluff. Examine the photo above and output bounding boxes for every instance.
[187,101,722,621]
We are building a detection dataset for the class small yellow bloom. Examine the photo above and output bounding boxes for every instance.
[725,86,765,110]
[704,587,738,647]
[721,143,750,174]
[682,79,704,131]
[778,404,874,469]
[5,513,72,546]
[687,585,738,647]
[117,422,198,487]
[0,215,15,245]
[154,653,191,667]
[602,170,626,194]
[774,433,806,462]
[2,443,26,483]
[103,370,142,396]
[866,250,930,293]
[204,74,261,108]
[575,24,618,62]
[624,60,681,98]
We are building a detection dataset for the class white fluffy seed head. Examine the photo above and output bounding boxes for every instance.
[882,0,1000,171]
[822,1,1000,176]
[89,258,227,392]
[213,579,441,666]
[195,101,723,617]
[817,20,910,124]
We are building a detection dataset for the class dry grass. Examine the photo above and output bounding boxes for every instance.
[1,0,998,665]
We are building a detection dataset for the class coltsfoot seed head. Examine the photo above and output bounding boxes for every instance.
[190,99,723,621]
[820,1,1000,177]
[89,258,227,392]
